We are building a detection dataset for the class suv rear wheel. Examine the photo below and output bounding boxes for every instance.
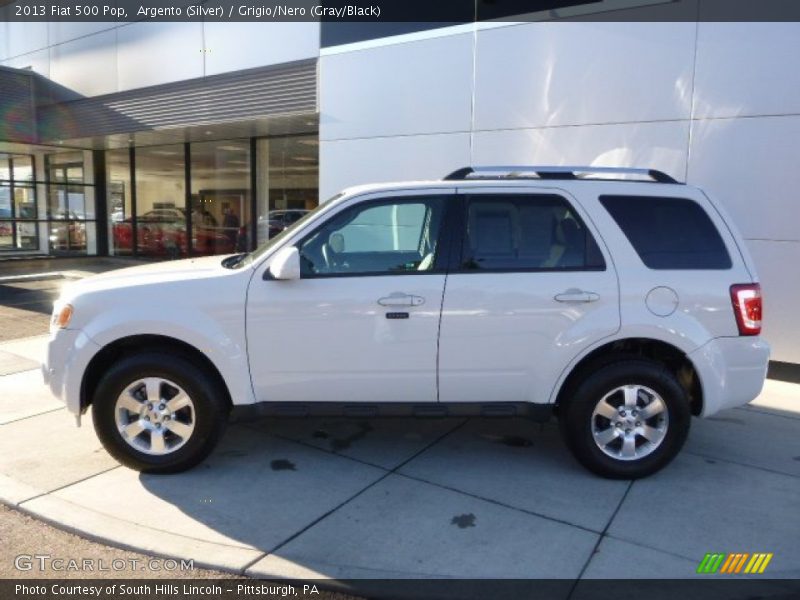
[92,352,229,473]
[559,359,690,479]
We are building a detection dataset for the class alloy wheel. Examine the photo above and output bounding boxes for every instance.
[590,384,669,461]
[114,377,196,455]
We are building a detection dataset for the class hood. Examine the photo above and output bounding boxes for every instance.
[61,255,246,300]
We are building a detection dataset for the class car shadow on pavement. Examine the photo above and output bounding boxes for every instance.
[0,281,64,342]
[131,406,800,582]
[0,278,73,312]
[133,416,628,581]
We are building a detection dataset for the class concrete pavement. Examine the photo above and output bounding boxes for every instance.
[0,334,799,585]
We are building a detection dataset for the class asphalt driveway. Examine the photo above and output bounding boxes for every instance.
[0,258,146,343]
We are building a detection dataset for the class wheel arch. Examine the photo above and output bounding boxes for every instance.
[553,337,703,416]
[80,334,233,414]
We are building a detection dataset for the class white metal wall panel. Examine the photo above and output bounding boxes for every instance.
[320,133,471,199]
[687,116,800,243]
[320,33,473,141]
[473,22,696,130]
[472,121,689,182]
[204,22,320,76]
[50,29,118,97]
[693,23,800,120]
[748,240,800,364]
[4,21,49,59]
[117,22,203,91]
[47,22,117,46]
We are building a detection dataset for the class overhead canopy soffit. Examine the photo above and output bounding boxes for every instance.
[0,59,319,149]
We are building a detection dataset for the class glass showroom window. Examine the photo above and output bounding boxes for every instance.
[104,135,320,259]
[0,179,11,251]
[0,154,39,252]
[106,149,133,256]
[255,135,319,245]
[134,145,187,258]
[45,151,97,255]
[190,140,251,255]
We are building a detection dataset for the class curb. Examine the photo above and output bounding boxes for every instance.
[2,490,260,576]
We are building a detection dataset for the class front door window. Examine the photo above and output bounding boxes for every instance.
[297,197,446,277]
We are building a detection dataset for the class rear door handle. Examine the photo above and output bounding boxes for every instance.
[377,293,425,307]
[554,289,600,303]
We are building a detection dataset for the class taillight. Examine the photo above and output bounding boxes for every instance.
[730,284,762,336]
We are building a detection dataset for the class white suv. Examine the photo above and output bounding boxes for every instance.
[44,166,770,479]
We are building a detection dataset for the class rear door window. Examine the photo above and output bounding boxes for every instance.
[461,194,605,271]
[599,195,732,270]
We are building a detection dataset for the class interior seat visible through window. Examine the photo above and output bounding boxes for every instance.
[297,196,446,277]
[468,202,519,265]
[462,194,604,272]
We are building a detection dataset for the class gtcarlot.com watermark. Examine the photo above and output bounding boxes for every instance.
[15,554,194,572]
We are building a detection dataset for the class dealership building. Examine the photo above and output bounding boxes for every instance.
[0,2,798,365]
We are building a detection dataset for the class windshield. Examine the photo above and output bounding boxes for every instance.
[225,193,344,269]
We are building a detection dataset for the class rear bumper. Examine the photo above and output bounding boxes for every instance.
[689,336,770,417]
[42,328,100,419]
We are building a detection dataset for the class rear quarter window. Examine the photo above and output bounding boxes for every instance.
[599,195,732,270]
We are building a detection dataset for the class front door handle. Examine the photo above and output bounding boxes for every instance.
[554,289,600,303]
[377,293,425,307]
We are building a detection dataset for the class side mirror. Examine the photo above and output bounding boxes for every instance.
[268,246,301,280]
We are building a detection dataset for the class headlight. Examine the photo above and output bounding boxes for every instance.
[51,303,74,332]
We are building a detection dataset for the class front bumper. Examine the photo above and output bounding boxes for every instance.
[42,328,101,421]
[689,336,770,417]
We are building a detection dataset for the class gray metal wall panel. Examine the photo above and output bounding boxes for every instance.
[0,67,36,143]
[36,59,318,142]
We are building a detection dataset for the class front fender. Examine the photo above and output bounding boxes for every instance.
[44,328,101,418]
[80,305,255,408]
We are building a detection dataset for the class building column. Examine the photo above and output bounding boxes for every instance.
[92,150,109,256]
[256,138,271,245]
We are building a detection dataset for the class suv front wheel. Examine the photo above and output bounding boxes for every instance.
[92,352,229,473]
[559,359,690,479]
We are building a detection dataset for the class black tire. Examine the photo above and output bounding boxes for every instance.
[92,352,229,473]
[558,359,690,479]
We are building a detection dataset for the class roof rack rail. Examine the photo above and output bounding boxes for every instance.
[443,166,680,184]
